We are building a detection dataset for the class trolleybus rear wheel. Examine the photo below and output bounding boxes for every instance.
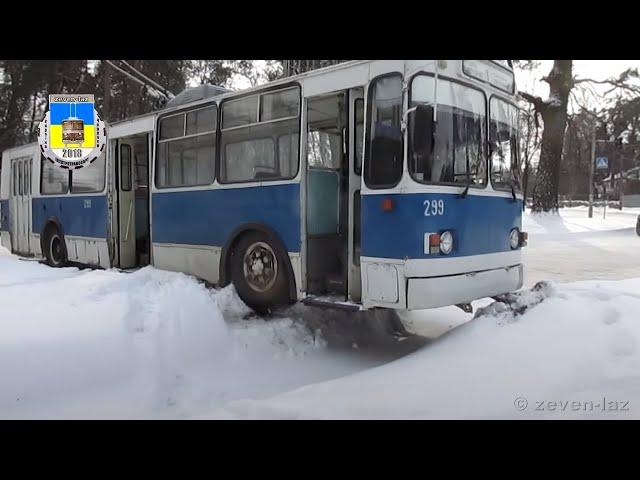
[230,231,290,313]
[45,228,68,267]
[636,216,640,236]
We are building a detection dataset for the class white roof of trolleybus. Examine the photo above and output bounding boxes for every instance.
[156,60,516,117]
[108,111,157,138]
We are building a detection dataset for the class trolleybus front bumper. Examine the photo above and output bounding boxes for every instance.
[406,264,523,310]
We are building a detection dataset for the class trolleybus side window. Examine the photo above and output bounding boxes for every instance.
[490,97,520,190]
[156,105,217,188]
[159,114,184,140]
[307,94,344,170]
[409,75,487,187]
[220,86,300,184]
[364,74,403,189]
[186,107,216,135]
[261,88,299,121]
[71,152,106,193]
[278,133,299,178]
[40,155,69,195]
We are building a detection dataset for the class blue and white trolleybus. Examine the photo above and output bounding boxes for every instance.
[0,60,526,313]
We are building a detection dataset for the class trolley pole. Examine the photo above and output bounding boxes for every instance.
[589,125,596,219]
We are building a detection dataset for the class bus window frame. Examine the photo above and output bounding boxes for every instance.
[488,93,521,193]
[354,97,364,176]
[406,71,490,190]
[218,82,301,186]
[155,101,219,190]
[363,71,405,190]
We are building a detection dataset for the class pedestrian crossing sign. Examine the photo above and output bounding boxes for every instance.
[596,157,608,170]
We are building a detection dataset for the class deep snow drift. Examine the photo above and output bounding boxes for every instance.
[214,277,640,419]
[1,206,639,419]
[0,252,421,419]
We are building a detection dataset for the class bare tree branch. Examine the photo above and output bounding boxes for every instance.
[574,77,640,95]
[518,90,545,111]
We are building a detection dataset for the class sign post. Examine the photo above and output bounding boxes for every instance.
[589,128,596,218]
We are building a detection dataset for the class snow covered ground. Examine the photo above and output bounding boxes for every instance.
[1,206,639,419]
[0,251,423,419]
[216,277,640,419]
[524,206,640,285]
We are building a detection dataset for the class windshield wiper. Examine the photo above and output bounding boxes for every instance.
[507,179,518,202]
[460,180,473,198]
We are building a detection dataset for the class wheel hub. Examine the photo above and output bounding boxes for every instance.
[243,242,278,293]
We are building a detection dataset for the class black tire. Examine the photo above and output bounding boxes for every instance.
[230,231,291,313]
[44,227,68,267]
[636,218,640,237]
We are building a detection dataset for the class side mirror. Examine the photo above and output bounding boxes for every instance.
[412,104,435,156]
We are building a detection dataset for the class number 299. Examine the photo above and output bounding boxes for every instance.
[423,199,444,216]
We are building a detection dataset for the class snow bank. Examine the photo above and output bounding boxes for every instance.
[0,253,333,418]
[215,277,640,419]
[0,251,404,419]
[0,256,232,418]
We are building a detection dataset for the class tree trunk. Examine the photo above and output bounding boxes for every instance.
[530,60,573,213]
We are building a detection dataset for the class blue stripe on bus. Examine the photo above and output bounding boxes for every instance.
[0,199,9,234]
[152,183,301,252]
[32,195,108,238]
[361,192,523,259]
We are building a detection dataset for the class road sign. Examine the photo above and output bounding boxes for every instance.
[596,157,609,170]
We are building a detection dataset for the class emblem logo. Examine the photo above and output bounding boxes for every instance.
[38,94,107,169]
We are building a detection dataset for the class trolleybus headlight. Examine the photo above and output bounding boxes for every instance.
[439,230,453,254]
[509,228,520,249]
